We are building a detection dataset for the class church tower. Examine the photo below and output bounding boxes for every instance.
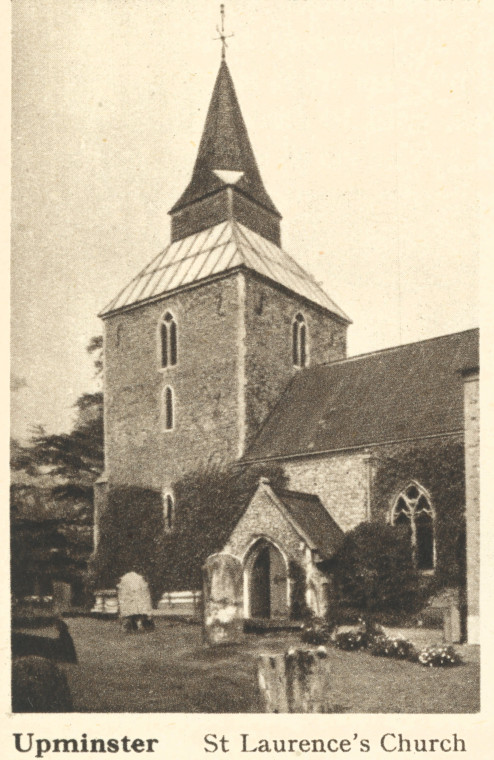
[98,41,350,502]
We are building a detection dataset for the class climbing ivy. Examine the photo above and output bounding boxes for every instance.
[162,462,287,591]
[91,463,287,601]
[370,436,466,588]
[89,486,166,605]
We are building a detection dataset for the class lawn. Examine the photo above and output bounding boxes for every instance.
[59,617,479,713]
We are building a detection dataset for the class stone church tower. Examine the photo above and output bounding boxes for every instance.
[96,57,350,519]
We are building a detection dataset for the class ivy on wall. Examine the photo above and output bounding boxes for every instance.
[370,436,466,588]
[162,462,287,591]
[91,463,287,600]
[89,486,166,605]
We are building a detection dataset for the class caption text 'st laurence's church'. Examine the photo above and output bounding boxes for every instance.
[94,34,479,642]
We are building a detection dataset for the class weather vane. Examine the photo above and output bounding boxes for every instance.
[214,4,234,60]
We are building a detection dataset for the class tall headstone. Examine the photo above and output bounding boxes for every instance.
[203,553,243,645]
[117,572,152,618]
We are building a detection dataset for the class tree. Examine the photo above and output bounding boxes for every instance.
[11,337,104,601]
[332,522,421,621]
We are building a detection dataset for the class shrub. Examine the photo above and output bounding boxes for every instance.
[12,656,74,712]
[334,619,385,651]
[334,629,368,651]
[332,522,421,620]
[369,634,417,660]
[301,617,333,645]
[417,645,462,668]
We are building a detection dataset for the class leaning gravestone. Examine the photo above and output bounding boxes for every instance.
[203,553,243,645]
[117,572,153,630]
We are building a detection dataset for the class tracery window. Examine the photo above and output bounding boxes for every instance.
[391,483,435,571]
[292,313,308,368]
[160,312,177,368]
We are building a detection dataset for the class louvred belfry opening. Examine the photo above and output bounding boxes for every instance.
[169,60,282,245]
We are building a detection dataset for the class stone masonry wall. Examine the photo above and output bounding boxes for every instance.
[223,485,334,619]
[463,373,479,643]
[242,273,348,450]
[224,486,307,565]
[104,274,243,491]
[282,452,370,532]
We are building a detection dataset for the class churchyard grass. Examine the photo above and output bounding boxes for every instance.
[60,617,479,713]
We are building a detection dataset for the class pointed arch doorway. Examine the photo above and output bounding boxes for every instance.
[244,539,289,619]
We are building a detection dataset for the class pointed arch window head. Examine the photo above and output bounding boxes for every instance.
[160,312,177,369]
[391,483,435,572]
[162,491,175,533]
[292,313,308,368]
[163,386,174,431]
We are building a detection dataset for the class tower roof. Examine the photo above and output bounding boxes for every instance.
[170,61,280,218]
[100,220,350,320]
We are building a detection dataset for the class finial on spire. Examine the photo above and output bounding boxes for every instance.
[214,4,234,61]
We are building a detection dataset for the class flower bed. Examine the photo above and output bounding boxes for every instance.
[417,645,462,667]
[328,619,462,668]
[369,634,417,660]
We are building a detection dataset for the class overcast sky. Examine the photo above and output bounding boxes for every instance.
[11,0,481,441]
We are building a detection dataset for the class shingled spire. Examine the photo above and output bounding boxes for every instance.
[169,60,282,245]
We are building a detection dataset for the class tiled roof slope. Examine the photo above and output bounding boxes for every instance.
[100,220,350,320]
[170,61,280,217]
[246,328,479,461]
[273,487,344,559]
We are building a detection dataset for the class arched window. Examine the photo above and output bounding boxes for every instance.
[160,311,177,368]
[162,491,174,533]
[391,483,435,571]
[163,386,174,431]
[292,313,308,368]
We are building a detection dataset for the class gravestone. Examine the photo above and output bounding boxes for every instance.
[258,648,332,713]
[52,581,72,613]
[203,553,243,645]
[429,587,461,644]
[117,572,152,620]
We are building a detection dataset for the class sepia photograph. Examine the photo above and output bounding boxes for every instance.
[10,0,481,717]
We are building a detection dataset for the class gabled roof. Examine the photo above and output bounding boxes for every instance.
[246,328,479,461]
[100,220,350,319]
[272,487,344,560]
[170,61,280,217]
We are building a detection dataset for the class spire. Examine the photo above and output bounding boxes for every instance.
[169,58,282,244]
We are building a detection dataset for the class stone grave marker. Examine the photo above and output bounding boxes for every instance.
[117,572,152,627]
[258,647,332,713]
[52,581,72,613]
[203,553,243,645]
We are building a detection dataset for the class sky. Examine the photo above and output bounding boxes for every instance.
[11,0,482,441]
